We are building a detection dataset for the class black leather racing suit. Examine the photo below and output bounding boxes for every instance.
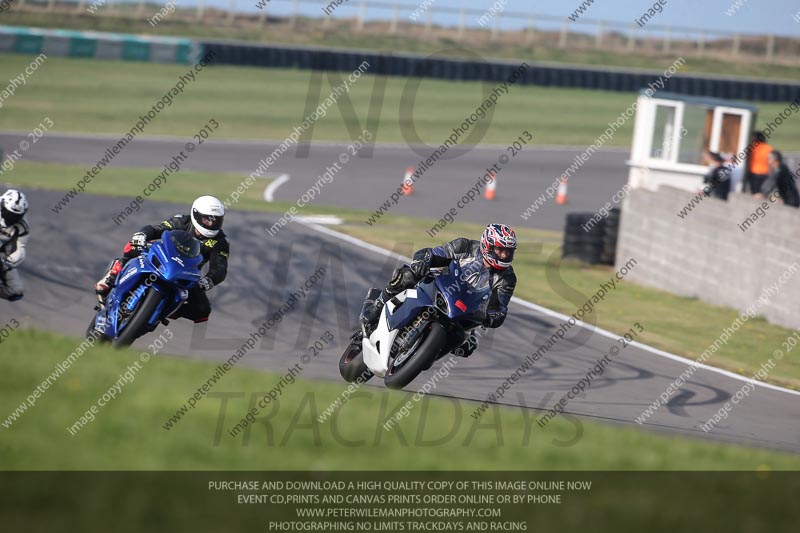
[380,237,516,328]
[123,214,230,322]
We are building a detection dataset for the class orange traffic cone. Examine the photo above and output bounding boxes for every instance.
[402,166,414,195]
[484,170,497,200]
[555,178,568,205]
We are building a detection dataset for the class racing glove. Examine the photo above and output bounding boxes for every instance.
[198,277,215,292]
[130,232,147,251]
[483,310,506,328]
[409,249,432,278]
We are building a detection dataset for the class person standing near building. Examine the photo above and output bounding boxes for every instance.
[702,151,731,201]
[760,150,800,207]
[747,131,772,194]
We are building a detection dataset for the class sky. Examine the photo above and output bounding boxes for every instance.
[175,0,800,38]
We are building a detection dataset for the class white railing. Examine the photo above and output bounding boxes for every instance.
[8,0,800,63]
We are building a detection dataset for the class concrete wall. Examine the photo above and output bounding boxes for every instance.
[616,186,800,330]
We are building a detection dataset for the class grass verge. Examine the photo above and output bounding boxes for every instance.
[2,54,800,150]
[0,328,798,470]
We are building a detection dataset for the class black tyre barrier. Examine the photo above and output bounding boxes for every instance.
[199,41,800,103]
[562,208,621,266]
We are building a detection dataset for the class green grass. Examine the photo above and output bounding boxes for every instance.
[9,160,800,389]
[3,54,800,150]
[1,329,797,470]
[12,161,274,210]
[5,8,800,82]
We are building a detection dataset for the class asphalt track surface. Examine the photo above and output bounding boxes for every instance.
[2,189,798,454]
[0,132,631,231]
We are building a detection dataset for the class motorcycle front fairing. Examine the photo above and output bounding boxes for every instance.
[96,231,202,337]
[433,259,492,327]
[361,271,438,377]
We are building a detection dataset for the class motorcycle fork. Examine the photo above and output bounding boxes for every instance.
[395,308,435,354]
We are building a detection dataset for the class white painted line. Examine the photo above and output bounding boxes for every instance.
[295,215,344,225]
[302,222,800,398]
[263,174,290,202]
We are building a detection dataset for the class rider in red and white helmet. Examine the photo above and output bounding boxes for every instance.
[479,222,517,271]
[363,223,518,357]
[95,196,230,323]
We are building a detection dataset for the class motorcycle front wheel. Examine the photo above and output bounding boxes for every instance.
[384,322,446,390]
[112,288,162,348]
[339,337,373,383]
[86,315,110,343]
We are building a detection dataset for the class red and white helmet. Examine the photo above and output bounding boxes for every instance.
[480,223,517,270]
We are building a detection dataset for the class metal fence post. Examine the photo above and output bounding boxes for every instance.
[357,1,365,32]
[766,34,775,60]
[290,0,297,28]
[491,15,499,42]
[425,9,432,37]
[196,0,205,21]
[227,0,236,24]
[663,26,671,53]
[259,4,268,28]
[390,5,398,34]
[627,23,636,51]
[697,31,705,57]
[595,20,604,48]
[732,33,740,56]
[526,18,535,45]
[558,20,568,48]
[457,9,465,41]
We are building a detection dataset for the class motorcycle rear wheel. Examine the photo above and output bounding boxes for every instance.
[384,322,446,390]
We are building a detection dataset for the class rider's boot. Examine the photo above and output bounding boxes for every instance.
[361,288,388,329]
[95,259,122,304]
[362,267,417,329]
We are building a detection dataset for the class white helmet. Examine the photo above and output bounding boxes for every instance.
[1,189,28,228]
[191,195,225,238]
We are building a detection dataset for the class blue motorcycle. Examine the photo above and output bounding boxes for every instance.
[88,230,203,347]
[340,258,491,390]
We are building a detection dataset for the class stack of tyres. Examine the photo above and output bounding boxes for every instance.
[600,208,621,265]
[562,213,603,264]
[562,209,621,265]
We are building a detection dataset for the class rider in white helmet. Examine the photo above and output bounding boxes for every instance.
[95,196,230,323]
[0,189,29,301]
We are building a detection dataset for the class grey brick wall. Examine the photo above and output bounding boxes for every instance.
[616,186,800,330]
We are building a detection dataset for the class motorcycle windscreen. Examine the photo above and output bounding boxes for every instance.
[156,230,203,285]
[434,258,492,319]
